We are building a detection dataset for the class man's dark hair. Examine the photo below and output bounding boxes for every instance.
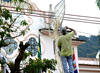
[61,28,67,35]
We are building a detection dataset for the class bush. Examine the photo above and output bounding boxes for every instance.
[23,58,57,73]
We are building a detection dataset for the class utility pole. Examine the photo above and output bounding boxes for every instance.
[54,0,65,73]
[54,19,64,73]
[48,4,52,36]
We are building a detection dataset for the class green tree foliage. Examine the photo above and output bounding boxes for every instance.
[22,52,32,61]
[0,5,29,47]
[1,0,32,12]
[96,0,100,9]
[0,1,57,73]
[23,58,57,73]
[0,0,32,73]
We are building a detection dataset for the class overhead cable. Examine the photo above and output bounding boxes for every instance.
[10,9,54,17]
[1,5,100,36]
[64,16,100,23]
[1,5,55,14]
[63,18,100,25]
[2,5,100,20]
[4,8,100,25]
[65,13,100,19]
[10,11,53,18]
[8,10,100,25]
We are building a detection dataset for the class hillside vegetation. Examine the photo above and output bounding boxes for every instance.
[78,35,100,58]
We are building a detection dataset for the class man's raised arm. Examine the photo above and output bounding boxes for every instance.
[64,26,77,35]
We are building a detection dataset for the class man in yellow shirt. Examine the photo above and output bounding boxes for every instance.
[58,26,76,73]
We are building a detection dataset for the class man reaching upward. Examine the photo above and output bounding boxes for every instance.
[58,26,76,73]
